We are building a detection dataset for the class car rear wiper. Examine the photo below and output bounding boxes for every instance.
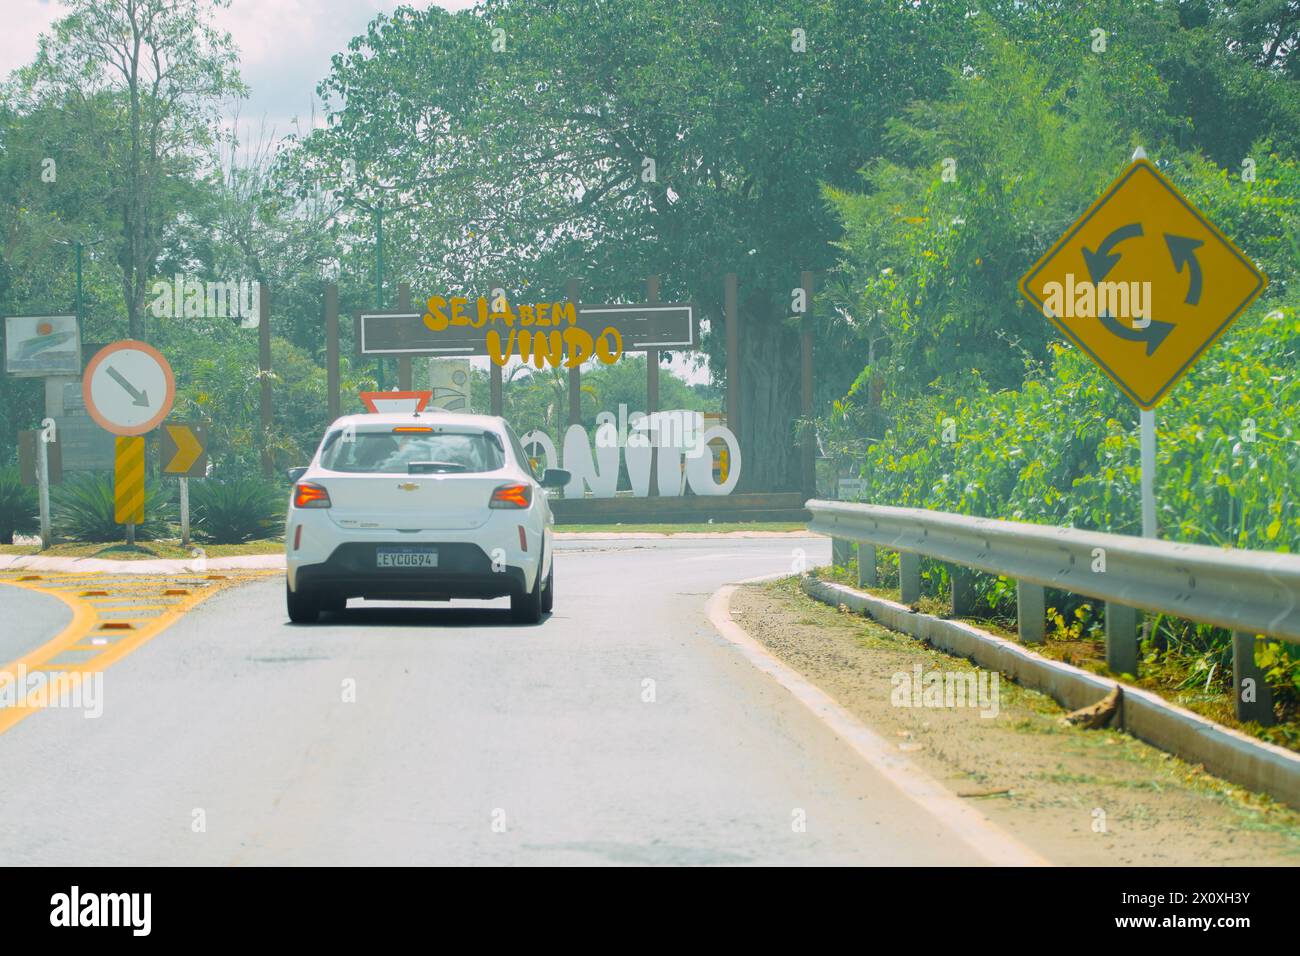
[408,461,469,474]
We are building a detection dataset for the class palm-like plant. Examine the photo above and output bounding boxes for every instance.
[52,473,172,541]
[0,466,38,544]
[191,476,285,543]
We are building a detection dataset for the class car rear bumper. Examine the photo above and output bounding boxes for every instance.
[292,542,527,601]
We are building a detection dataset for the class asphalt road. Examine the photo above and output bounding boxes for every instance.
[0,536,997,865]
[0,583,71,662]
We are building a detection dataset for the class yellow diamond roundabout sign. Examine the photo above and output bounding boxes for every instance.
[1019,158,1267,409]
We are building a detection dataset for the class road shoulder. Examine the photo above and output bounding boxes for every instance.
[729,577,1300,866]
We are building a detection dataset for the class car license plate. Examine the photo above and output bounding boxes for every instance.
[376,548,438,568]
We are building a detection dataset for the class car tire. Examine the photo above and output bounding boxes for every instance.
[541,562,554,613]
[321,593,347,615]
[286,580,320,624]
[511,564,543,624]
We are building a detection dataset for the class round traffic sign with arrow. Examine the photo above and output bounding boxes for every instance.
[83,341,176,436]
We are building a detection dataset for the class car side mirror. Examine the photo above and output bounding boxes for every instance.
[540,468,570,489]
[287,466,308,483]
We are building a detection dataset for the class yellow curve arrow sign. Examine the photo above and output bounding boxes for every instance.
[165,424,203,474]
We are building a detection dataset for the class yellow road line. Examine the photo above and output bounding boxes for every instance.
[0,570,274,735]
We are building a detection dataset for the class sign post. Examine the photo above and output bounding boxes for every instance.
[36,421,52,549]
[1140,410,1156,538]
[159,421,208,547]
[83,341,176,544]
[114,436,145,546]
[179,478,190,547]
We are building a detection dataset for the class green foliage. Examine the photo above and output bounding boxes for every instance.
[52,473,173,542]
[287,0,976,489]
[821,6,1300,708]
[190,476,285,544]
[0,466,38,544]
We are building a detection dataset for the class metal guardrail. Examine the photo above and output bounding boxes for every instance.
[808,500,1300,725]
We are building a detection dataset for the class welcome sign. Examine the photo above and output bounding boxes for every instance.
[523,407,742,498]
[356,295,695,369]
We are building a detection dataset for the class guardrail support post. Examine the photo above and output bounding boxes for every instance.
[951,566,976,617]
[1016,582,1045,643]
[832,537,852,567]
[900,552,921,605]
[1105,603,1140,676]
[857,544,876,588]
[1232,632,1275,726]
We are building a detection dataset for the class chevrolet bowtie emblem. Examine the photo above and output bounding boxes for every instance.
[397,482,419,491]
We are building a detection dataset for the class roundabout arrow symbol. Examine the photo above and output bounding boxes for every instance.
[1081,221,1175,354]
[1099,311,1175,356]
[1082,222,1144,282]
[1164,233,1204,305]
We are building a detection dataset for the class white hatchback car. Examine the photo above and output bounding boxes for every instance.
[284,411,568,624]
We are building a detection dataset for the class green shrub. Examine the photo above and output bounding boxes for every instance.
[0,466,38,544]
[191,476,285,543]
[51,472,173,542]
[837,298,1300,705]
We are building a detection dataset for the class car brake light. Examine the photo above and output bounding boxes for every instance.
[490,483,531,509]
[393,426,433,433]
[294,482,331,509]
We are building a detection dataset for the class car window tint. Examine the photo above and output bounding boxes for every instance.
[320,431,505,474]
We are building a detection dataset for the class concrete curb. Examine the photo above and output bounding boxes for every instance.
[0,554,284,574]
[801,575,1300,811]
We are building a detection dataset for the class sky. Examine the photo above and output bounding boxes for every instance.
[2,0,709,387]
[2,0,477,137]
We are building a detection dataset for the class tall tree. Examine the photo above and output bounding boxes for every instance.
[16,0,244,339]
[293,0,972,490]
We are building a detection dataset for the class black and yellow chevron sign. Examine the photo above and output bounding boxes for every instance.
[114,436,145,524]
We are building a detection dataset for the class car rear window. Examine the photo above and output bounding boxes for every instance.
[319,429,505,474]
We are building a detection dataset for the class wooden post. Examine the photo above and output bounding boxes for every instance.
[724,272,740,437]
[259,280,273,476]
[800,270,816,497]
[567,278,582,427]
[397,282,413,390]
[488,281,504,415]
[646,275,661,497]
[325,283,340,420]
[490,363,503,416]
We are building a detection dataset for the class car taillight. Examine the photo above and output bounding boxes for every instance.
[490,483,532,509]
[294,482,331,509]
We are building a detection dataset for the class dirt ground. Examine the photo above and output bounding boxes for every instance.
[731,578,1300,866]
